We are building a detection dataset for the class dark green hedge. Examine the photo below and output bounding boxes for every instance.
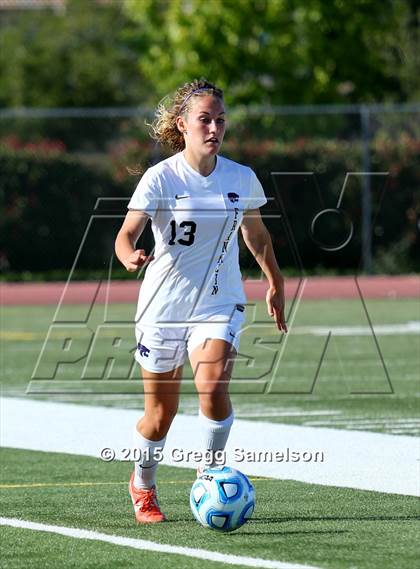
[0,147,130,274]
[223,137,419,274]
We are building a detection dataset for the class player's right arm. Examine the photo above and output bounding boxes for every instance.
[115,210,154,272]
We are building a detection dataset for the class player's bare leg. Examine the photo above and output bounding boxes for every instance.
[129,364,183,523]
[190,338,236,418]
[137,364,183,440]
[190,339,237,470]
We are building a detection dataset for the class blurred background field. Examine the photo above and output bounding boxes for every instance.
[1,1,418,432]
[1,4,419,568]
[2,298,419,436]
[0,0,419,281]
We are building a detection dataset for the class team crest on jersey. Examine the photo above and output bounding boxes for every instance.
[137,343,150,357]
[227,192,239,203]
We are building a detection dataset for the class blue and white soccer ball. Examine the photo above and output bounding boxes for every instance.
[190,466,255,532]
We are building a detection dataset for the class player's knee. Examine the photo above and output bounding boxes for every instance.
[195,375,229,403]
[195,375,229,396]
[144,405,178,438]
[198,392,230,419]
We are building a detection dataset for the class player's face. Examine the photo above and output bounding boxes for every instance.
[184,96,226,156]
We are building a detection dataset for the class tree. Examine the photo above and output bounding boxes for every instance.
[0,0,148,108]
[383,0,420,102]
[123,0,410,105]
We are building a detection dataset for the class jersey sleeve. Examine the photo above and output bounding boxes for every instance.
[246,170,267,210]
[127,168,161,218]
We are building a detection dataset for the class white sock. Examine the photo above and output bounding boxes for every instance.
[198,409,234,468]
[133,428,166,490]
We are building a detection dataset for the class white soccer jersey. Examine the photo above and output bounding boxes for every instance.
[128,152,267,327]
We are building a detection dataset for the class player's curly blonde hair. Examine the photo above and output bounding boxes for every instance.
[150,79,224,153]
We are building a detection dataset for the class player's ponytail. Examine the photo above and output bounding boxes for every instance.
[150,79,224,153]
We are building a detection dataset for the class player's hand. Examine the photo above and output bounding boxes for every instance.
[266,285,288,333]
[123,249,154,272]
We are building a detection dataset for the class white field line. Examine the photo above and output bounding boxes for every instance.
[305,425,419,432]
[302,417,419,430]
[305,425,420,433]
[281,321,420,336]
[304,424,419,429]
[237,411,341,418]
[360,428,418,435]
[391,429,420,434]
[304,418,420,426]
[4,321,417,342]
[0,517,321,569]
[1,397,419,496]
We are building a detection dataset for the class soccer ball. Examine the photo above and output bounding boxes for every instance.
[190,466,255,532]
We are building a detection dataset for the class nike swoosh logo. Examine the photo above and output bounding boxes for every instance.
[175,194,189,200]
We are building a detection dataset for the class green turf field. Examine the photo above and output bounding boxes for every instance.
[1,298,419,568]
[2,299,419,434]
[1,448,419,569]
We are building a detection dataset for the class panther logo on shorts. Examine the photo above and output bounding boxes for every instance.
[227,192,239,203]
[137,343,150,357]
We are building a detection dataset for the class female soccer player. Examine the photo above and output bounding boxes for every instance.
[115,79,287,524]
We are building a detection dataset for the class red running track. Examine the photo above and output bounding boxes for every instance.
[1,276,418,306]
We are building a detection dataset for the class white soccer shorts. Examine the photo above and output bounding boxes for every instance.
[134,304,246,373]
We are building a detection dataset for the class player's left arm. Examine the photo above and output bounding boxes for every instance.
[240,209,287,333]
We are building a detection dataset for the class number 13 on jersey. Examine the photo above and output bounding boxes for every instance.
[168,219,197,246]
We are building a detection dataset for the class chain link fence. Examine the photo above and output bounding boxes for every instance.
[1,103,419,278]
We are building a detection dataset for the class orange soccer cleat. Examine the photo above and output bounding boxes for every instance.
[128,472,166,524]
